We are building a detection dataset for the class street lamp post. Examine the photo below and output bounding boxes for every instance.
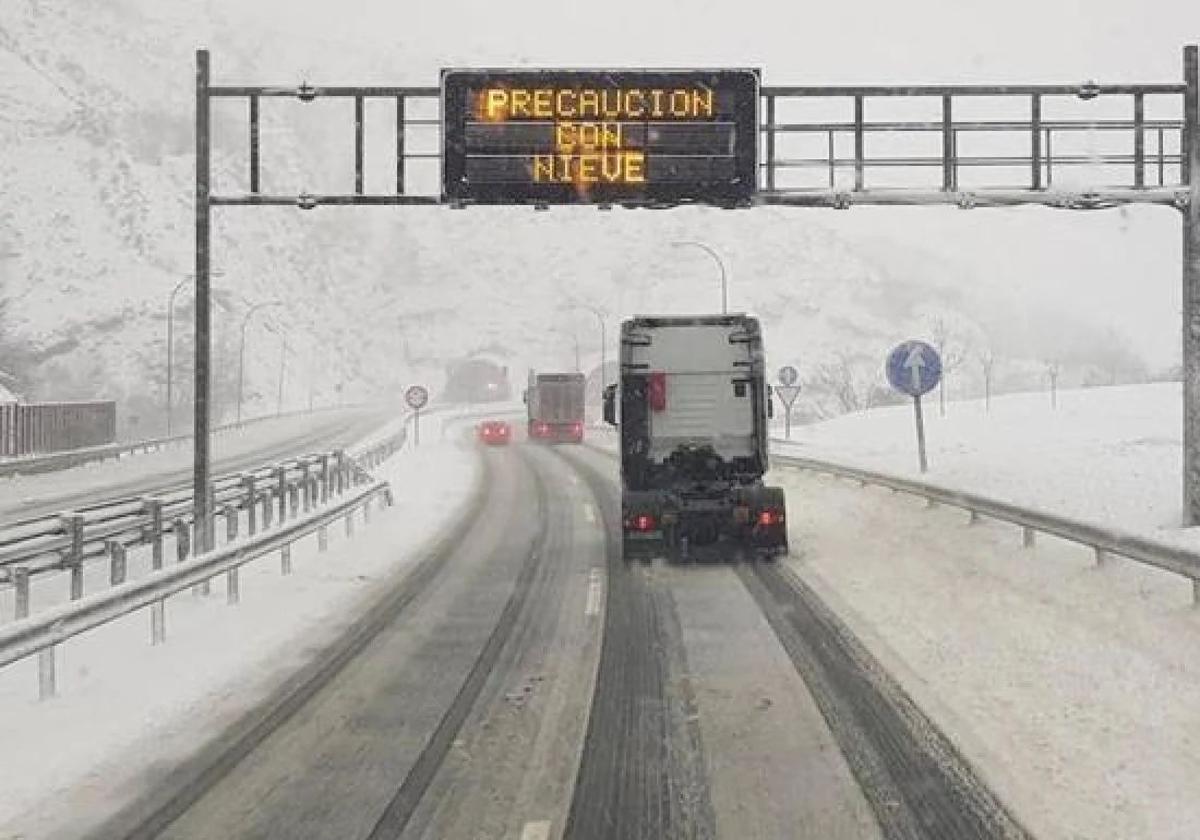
[671,240,728,314]
[165,271,225,435]
[166,276,191,435]
[571,303,608,395]
[237,301,284,423]
[276,332,288,416]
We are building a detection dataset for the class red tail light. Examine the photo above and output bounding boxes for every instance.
[757,509,783,527]
[629,513,656,532]
[571,421,584,435]
[647,372,667,412]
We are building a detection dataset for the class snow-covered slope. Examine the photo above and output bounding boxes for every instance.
[0,0,1178,439]
[775,382,1189,536]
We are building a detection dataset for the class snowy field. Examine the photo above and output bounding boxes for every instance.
[775,382,1187,537]
[0,420,480,839]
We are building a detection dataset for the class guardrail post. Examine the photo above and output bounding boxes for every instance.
[150,599,166,645]
[276,467,287,522]
[1022,527,1036,548]
[320,454,331,503]
[174,518,190,563]
[968,510,981,525]
[242,474,257,535]
[225,503,238,543]
[38,646,55,701]
[14,567,30,619]
[302,463,312,513]
[60,512,84,600]
[289,483,299,518]
[108,540,127,585]
[1193,579,1200,607]
[143,497,164,570]
[281,542,292,575]
[363,495,372,524]
[925,498,938,509]
[336,450,347,495]
[1094,547,1108,566]
[383,487,394,507]
[262,491,273,529]
[345,508,354,537]
[318,524,328,552]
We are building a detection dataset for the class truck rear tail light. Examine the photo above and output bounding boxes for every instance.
[757,509,783,527]
[647,372,667,412]
[571,421,583,435]
[628,513,656,532]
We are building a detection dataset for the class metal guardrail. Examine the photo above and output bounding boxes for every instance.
[0,478,393,699]
[774,452,1200,605]
[0,419,408,604]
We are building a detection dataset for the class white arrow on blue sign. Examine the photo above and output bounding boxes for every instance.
[886,340,942,397]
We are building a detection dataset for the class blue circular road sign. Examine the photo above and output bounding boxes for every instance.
[886,341,942,397]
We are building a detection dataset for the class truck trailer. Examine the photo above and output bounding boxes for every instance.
[603,314,787,562]
[525,371,586,443]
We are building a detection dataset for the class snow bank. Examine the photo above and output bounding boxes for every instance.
[775,382,1188,537]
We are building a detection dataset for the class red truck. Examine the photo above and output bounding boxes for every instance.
[525,372,586,444]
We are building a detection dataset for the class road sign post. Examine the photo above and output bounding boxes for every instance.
[776,366,801,439]
[886,341,942,474]
[405,385,429,447]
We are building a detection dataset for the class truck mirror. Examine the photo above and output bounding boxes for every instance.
[603,384,618,426]
[521,388,527,404]
[767,387,775,419]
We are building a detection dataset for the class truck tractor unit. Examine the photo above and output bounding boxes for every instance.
[603,314,787,562]
[525,371,586,443]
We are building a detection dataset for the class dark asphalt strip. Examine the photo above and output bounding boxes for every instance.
[737,562,1034,840]
[85,447,491,840]
[558,448,718,840]
[365,449,554,840]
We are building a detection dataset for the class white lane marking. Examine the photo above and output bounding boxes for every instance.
[584,568,604,617]
[520,820,552,840]
[583,503,596,525]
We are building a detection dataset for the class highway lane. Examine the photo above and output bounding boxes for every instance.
[0,409,387,525]
[84,437,1031,840]
[93,442,605,840]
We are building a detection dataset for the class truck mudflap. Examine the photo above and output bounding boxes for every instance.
[734,485,789,560]
[621,490,665,563]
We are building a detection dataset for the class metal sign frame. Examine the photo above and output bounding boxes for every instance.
[192,47,1200,547]
[439,68,760,206]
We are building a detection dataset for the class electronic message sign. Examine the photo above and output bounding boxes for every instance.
[441,69,759,206]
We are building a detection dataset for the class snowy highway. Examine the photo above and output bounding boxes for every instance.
[45,436,1037,840]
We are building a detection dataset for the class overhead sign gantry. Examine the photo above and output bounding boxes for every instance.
[440,69,759,205]
[191,48,1199,553]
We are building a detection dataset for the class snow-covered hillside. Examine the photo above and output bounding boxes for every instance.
[0,0,1178,438]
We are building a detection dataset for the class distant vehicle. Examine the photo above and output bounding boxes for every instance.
[603,314,787,563]
[525,371,585,444]
[443,357,512,404]
[476,419,512,446]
